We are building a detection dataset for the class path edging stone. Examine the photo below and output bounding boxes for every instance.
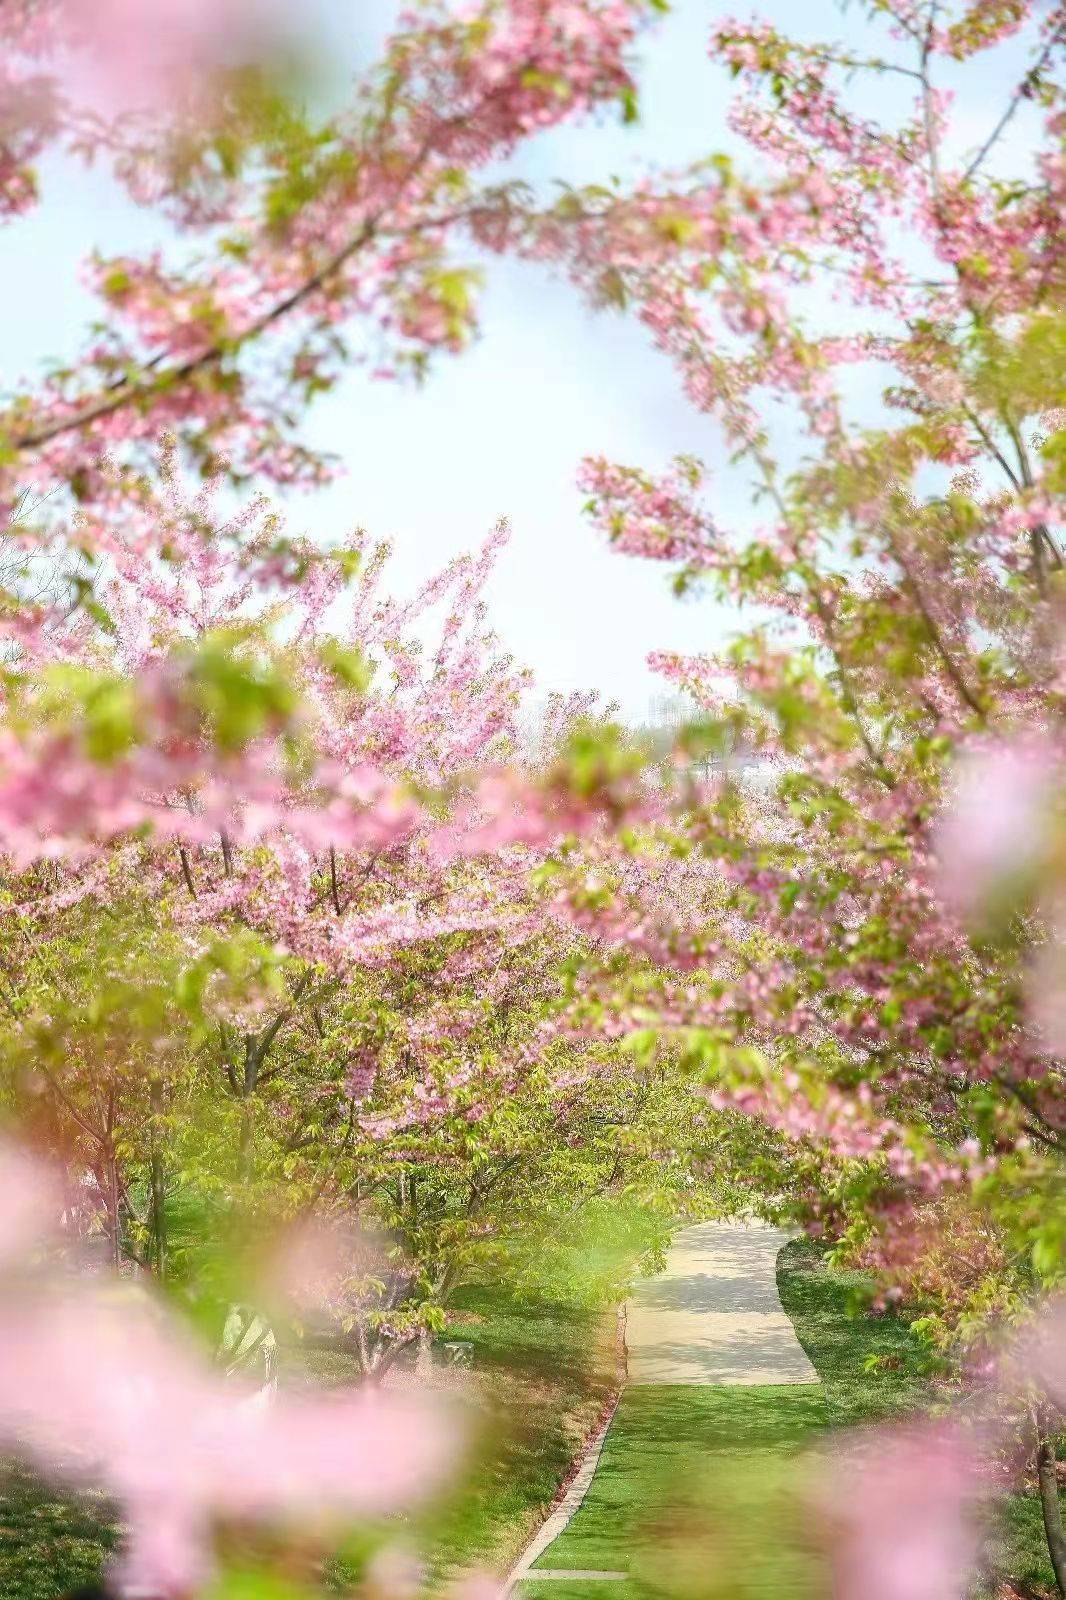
[502,1304,627,1595]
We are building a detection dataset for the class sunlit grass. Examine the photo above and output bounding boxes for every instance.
[1,1244,1056,1598]
[0,1462,117,1600]
[526,1384,827,1599]
[515,1241,1058,1600]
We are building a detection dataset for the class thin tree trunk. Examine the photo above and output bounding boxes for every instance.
[239,1032,260,1181]
[106,1152,121,1273]
[415,1324,434,1380]
[149,1077,167,1279]
[1037,1423,1066,1598]
[239,1096,255,1182]
[369,1329,417,1385]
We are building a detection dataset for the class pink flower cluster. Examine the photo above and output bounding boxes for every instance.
[578,455,717,567]
[0,1143,451,1597]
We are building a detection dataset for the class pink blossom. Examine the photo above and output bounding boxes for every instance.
[0,1171,452,1597]
[1004,1295,1066,1409]
[56,0,301,113]
[937,737,1056,916]
[815,1423,986,1600]
[0,1139,60,1267]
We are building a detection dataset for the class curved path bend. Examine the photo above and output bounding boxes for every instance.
[626,1219,816,1386]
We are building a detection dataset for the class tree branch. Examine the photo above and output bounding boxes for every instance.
[963,23,1066,184]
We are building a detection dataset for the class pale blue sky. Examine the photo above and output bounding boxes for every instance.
[3,2,1043,717]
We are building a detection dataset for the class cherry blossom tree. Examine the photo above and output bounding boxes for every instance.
[526,0,1064,1298]
[0,6,686,1592]
[2,2,1064,1596]
[497,2,1064,1586]
[0,0,660,516]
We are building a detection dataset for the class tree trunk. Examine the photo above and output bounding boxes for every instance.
[106,1151,121,1273]
[414,1324,434,1381]
[238,1095,255,1181]
[368,1329,417,1385]
[1037,1422,1066,1598]
[149,1077,167,1279]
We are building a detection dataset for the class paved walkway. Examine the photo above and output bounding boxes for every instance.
[626,1220,817,1386]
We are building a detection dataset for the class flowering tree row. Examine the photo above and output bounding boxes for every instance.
[0,447,724,1591]
[528,1,1066,1591]
[0,4,715,1595]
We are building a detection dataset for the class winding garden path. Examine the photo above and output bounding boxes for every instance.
[626,1220,817,1386]
[506,1220,822,1596]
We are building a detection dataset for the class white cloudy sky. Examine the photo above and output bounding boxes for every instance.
[3,1,1045,717]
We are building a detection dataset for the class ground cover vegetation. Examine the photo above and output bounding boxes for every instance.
[517,1241,1057,1600]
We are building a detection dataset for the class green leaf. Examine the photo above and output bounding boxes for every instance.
[186,633,298,752]
[319,638,375,693]
[335,548,362,581]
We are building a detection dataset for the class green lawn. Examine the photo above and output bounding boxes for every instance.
[515,1237,935,1600]
[0,1463,118,1600]
[523,1384,828,1600]
[0,1281,619,1599]
[383,1284,621,1584]
[774,1236,931,1425]
[778,1239,1057,1596]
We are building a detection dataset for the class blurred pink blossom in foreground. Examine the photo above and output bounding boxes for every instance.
[817,1422,987,1600]
[0,1137,61,1268]
[821,1294,1066,1600]
[46,0,307,113]
[1006,1295,1066,1413]
[936,735,1055,917]
[936,728,1066,1054]
[0,1147,452,1597]
[2,1138,1064,1600]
